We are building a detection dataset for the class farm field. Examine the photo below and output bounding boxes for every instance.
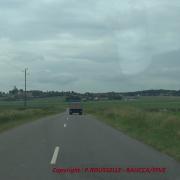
[0,97,67,133]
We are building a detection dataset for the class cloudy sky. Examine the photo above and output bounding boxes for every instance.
[0,0,180,92]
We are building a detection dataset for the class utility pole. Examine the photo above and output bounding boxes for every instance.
[24,68,28,107]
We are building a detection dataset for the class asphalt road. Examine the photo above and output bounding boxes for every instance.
[0,112,180,180]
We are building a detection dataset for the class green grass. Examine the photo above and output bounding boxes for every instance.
[0,97,67,133]
[83,97,180,161]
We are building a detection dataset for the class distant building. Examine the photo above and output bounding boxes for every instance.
[94,97,99,101]
[123,96,138,101]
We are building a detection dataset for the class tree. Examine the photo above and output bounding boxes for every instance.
[9,86,18,95]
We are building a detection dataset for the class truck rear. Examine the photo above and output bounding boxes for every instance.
[69,102,83,115]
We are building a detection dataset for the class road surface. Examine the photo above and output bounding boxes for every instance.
[0,112,180,180]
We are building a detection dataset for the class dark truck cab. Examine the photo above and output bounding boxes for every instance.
[69,102,83,115]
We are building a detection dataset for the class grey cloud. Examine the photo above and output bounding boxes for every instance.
[145,49,180,78]
[126,49,180,90]
[37,73,78,85]
[0,0,180,92]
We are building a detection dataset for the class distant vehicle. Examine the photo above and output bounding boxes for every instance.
[69,102,83,115]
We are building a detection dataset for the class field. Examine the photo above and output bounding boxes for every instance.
[0,96,180,161]
[83,96,180,161]
[0,97,67,132]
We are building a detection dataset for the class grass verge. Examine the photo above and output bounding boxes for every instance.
[84,101,180,162]
[0,100,66,133]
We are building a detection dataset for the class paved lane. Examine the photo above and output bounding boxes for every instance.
[0,112,179,180]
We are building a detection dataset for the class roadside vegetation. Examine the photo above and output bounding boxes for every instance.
[0,97,67,133]
[83,97,180,162]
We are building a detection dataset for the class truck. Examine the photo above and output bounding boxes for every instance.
[69,102,83,115]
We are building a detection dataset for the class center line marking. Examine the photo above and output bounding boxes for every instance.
[50,146,60,165]
[67,117,68,120]
[64,123,67,127]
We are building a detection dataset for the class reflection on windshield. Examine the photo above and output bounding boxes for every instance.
[0,0,180,180]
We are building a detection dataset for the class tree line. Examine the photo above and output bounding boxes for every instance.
[0,87,180,101]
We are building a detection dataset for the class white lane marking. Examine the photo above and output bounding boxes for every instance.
[67,117,68,120]
[64,123,67,127]
[66,108,69,113]
[50,146,60,165]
